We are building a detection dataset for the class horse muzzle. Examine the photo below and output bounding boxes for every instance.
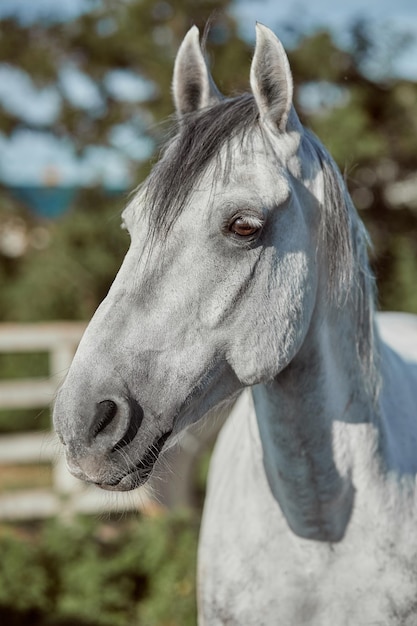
[54,390,171,491]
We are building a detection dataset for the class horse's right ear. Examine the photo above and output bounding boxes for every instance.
[173,26,222,118]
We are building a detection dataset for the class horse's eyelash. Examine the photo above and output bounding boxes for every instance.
[239,215,264,229]
[224,211,264,228]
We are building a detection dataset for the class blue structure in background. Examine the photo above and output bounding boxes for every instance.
[7,185,127,218]
[9,185,78,218]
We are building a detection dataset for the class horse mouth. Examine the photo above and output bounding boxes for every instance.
[97,430,172,492]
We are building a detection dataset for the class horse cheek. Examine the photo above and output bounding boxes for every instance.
[227,259,315,386]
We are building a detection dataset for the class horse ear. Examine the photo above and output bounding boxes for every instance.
[250,23,296,132]
[173,26,222,117]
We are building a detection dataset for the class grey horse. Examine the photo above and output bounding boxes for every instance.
[54,24,417,625]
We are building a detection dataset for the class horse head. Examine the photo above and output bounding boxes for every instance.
[53,25,360,492]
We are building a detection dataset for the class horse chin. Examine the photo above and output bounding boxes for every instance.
[96,468,151,492]
[75,429,172,492]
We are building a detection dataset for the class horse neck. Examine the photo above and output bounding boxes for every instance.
[252,268,379,543]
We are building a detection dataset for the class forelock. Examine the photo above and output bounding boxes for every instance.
[143,94,259,238]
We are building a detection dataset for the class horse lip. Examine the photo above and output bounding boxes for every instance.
[97,429,172,491]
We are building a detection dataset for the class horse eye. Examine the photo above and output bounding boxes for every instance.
[229,217,261,237]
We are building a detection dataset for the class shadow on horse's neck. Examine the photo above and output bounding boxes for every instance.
[252,281,379,543]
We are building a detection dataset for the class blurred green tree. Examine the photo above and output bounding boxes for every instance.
[0,0,250,151]
[0,7,416,326]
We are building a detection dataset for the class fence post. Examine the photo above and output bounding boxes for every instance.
[49,338,84,519]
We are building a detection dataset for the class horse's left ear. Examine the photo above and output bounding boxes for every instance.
[250,23,298,132]
[173,26,222,118]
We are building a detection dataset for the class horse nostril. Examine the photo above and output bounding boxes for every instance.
[113,398,144,451]
[92,399,118,437]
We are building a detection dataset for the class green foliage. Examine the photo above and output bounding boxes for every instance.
[0,11,415,328]
[379,236,417,313]
[0,512,198,626]
[290,30,349,84]
[308,94,388,166]
[0,190,129,322]
[0,0,251,147]
[0,533,50,613]
[0,9,415,327]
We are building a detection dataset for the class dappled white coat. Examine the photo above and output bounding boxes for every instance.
[53,22,417,626]
[199,314,417,625]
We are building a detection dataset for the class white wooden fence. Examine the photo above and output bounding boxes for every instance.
[0,322,216,521]
[0,322,155,521]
